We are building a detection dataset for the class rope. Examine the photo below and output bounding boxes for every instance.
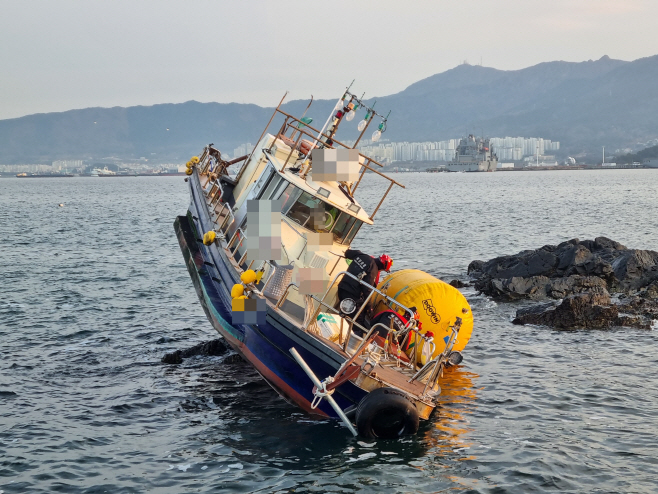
[310,377,335,409]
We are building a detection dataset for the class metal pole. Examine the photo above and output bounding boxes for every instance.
[289,347,358,437]
[236,91,288,183]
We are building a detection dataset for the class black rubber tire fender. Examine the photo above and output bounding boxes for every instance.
[355,387,420,440]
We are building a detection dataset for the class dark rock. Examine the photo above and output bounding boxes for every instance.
[556,243,592,272]
[224,353,245,364]
[611,250,658,291]
[547,275,607,299]
[490,276,551,300]
[449,279,468,288]
[467,260,485,276]
[615,314,652,330]
[473,237,658,329]
[513,287,616,329]
[162,338,230,364]
[471,237,658,300]
[162,351,183,365]
[643,281,658,299]
[593,237,626,251]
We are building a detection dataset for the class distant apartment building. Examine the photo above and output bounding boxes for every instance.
[361,136,560,164]
[0,163,52,173]
[230,135,559,165]
[52,160,83,170]
[490,137,560,161]
[232,143,253,159]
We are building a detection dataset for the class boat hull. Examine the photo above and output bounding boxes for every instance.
[446,160,497,172]
[175,185,368,419]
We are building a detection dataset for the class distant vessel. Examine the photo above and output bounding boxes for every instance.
[446,135,497,172]
[16,172,73,178]
[90,167,116,177]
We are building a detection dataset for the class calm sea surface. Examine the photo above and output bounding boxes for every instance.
[1,170,658,493]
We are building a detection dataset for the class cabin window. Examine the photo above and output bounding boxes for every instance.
[252,165,274,198]
[343,219,362,244]
[283,186,364,244]
[280,182,303,214]
[269,178,290,201]
[259,175,282,200]
[330,212,361,244]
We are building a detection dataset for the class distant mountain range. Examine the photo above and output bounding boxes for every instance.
[2,55,658,164]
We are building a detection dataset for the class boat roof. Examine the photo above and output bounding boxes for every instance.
[266,151,374,225]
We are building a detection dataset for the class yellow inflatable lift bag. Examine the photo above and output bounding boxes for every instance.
[372,269,473,362]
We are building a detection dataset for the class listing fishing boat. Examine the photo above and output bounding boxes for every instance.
[174,88,474,438]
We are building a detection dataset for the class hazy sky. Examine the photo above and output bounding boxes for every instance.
[2,0,657,120]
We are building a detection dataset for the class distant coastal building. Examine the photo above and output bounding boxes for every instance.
[52,160,83,170]
[646,159,658,168]
[230,136,561,166]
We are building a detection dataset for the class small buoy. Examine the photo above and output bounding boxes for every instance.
[191,156,200,164]
[240,270,257,284]
[231,284,244,298]
[203,231,216,246]
[58,203,64,207]
[186,161,193,169]
[185,168,193,176]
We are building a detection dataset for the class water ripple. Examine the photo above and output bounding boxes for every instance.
[1,172,657,493]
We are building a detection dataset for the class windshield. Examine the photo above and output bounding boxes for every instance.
[281,185,363,244]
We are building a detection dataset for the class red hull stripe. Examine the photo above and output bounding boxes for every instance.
[220,326,330,418]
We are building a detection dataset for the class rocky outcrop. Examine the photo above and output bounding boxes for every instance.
[470,238,658,330]
[162,338,230,364]
[512,287,618,329]
[469,237,658,301]
[448,279,469,288]
[512,287,658,330]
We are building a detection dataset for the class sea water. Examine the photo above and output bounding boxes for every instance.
[1,170,658,493]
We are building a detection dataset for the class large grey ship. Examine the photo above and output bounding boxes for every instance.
[446,135,497,172]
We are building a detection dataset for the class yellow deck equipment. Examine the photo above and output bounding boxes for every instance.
[373,269,473,362]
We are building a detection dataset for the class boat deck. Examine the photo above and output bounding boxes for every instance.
[260,286,433,401]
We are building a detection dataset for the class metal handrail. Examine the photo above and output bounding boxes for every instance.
[271,270,418,351]
[242,100,406,224]
[216,203,235,234]
[313,270,416,329]
[275,282,299,309]
[408,317,462,394]
[227,228,246,254]
[209,180,225,206]
[275,282,416,370]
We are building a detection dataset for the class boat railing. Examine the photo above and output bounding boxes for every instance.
[227,228,247,264]
[408,317,462,395]
[273,277,421,373]
[215,203,235,235]
[237,98,406,221]
[274,269,418,349]
[206,180,225,206]
[275,282,299,309]
[198,145,248,177]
